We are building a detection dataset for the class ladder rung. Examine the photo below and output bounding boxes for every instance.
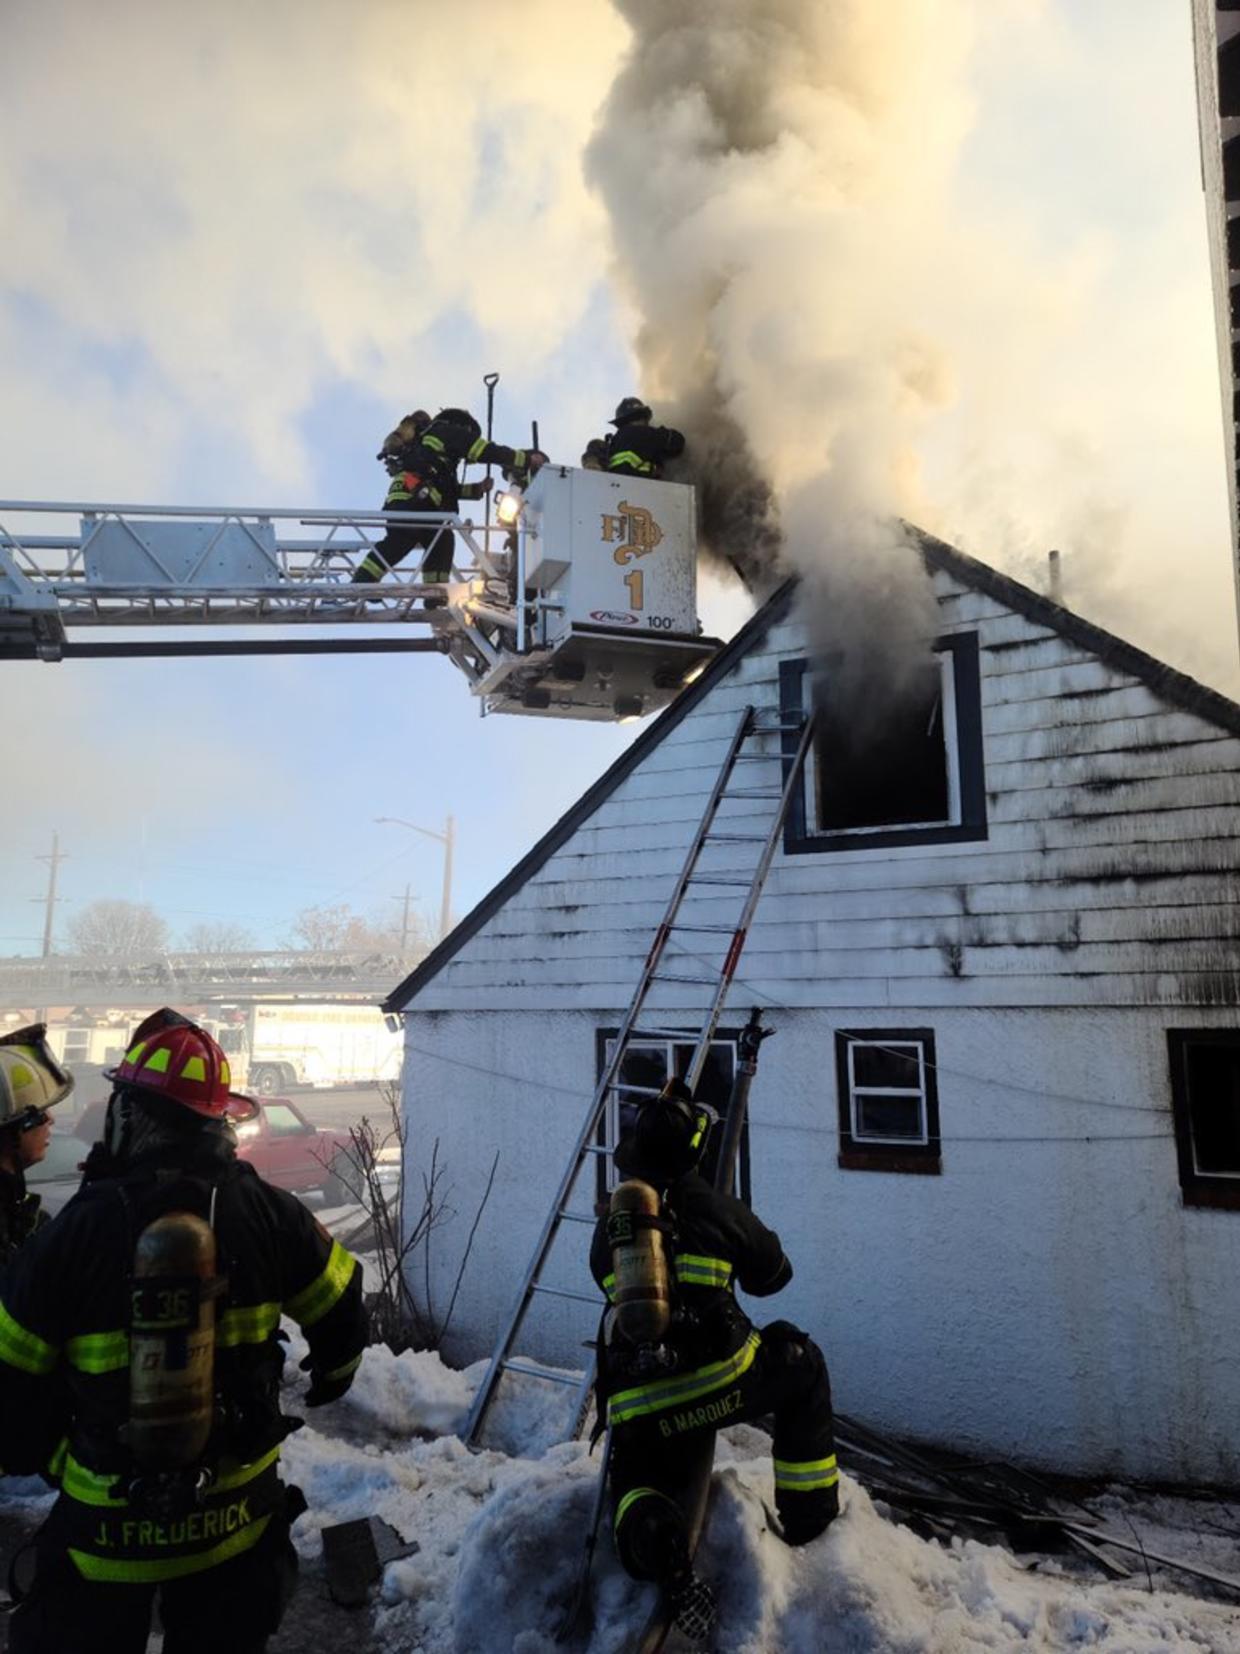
[612,1081,665,1097]
[501,1358,581,1388]
[750,715,805,730]
[651,972,720,985]
[583,1142,611,1157]
[705,832,768,842]
[557,1209,596,1225]
[531,1284,599,1305]
[687,875,754,887]
[669,924,737,934]
[628,1026,701,1039]
[726,789,783,799]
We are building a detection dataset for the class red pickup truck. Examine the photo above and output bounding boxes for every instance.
[232,1098,355,1201]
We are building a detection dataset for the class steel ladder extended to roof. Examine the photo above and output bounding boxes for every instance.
[463,700,817,1446]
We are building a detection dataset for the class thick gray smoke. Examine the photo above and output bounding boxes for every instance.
[586,0,982,703]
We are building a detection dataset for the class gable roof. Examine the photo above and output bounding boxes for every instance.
[385,530,1240,1012]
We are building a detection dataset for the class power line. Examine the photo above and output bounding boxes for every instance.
[399,1041,1176,1148]
[660,939,1173,1118]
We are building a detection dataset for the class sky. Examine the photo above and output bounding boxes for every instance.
[2,0,1236,958]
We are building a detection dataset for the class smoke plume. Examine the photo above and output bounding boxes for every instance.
[585,1,973,637]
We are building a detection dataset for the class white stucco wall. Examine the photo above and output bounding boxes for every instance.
[403,1002,1240,1486]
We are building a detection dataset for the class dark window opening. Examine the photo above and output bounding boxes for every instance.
[835,1028,941,1174]
[1168,1031,1240,1210]
[815,656,950,832]
[779,634,987,856]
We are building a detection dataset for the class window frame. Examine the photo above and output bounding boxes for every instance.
[778,632,987,854]
[594,1027,750,1204]
[1167,1029,1240,1211]
[834,1027,942,1174]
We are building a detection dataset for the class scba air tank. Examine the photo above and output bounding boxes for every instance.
[128,1212,219,1471]
[607,1179,671,1344]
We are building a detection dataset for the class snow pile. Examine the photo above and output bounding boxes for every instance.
[2,1341,1237,1651]
[275,1344,1240,1653]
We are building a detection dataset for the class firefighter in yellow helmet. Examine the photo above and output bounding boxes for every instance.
[0,1025,73,1269]
[0,1008,367,1653]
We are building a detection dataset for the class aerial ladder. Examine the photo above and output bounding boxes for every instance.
[0,465,718,722]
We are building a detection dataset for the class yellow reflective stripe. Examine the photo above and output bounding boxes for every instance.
[608,450,653,473]
[773,1455,839,1491]
[359,553,388,577]
[47,1436,68,1484]
[180,1056,206,1081]
[609,1332,760,1425]
[217,1302,281,1347]
[220,1060,231,1086]
[0,1303,58,1375]
[66,1330,128,1373]
[62,1445,281,1509]
[614,1486,669,1533]
[422,433,445,453]
[143,1047,171,1074]
[674,1255,733,1289]
[467,437,487,461]
[69,1514,271,1583]
[602,1272,617,1302]
[323,1351,363,1383]
[125,1040,148,1066]
[284,1240,356,1329]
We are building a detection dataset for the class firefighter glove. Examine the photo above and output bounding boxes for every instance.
[300,1353,355,1408]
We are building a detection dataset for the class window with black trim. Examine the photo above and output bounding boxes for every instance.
[1167,1030,1240,1211]
[779,634,987,853]
[595,1029,749,1204]
[834,1028,941,1174]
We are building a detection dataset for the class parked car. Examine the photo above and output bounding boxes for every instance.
[232,1098,356,1202]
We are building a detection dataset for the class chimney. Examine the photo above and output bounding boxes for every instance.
[1047,548,1064,606]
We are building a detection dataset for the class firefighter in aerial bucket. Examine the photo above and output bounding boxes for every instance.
[591,1079,839,1609]
[354,405,545,600]
[603,396,686,478]
[0,1007,368,1654]
[0,1025,73,1268]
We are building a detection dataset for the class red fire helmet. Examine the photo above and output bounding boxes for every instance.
[107,1008,256,1121]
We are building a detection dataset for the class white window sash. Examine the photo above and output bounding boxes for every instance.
[846,1041,930,1146]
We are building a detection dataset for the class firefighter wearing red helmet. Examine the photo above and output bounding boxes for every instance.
[0,1009,368,1653]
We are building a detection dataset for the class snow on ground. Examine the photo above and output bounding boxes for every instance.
[1,1337,1237,1650]
[270,1341,1240,1653]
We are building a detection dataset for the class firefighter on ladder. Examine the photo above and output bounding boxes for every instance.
[0,1008,368,1653]
[354,406,544,598]
[591,1079,839,1624]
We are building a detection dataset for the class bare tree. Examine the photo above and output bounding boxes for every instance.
[318,1082,498,1353]
[183,921,255,953]
[290,902,421,955]
[68,899,169,957]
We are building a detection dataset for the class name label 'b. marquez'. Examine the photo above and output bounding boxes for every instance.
[657,1387,744,1437]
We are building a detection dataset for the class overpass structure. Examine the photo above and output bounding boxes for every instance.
[0,949,409,1015]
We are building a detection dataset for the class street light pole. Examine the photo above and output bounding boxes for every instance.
[375,815,456,943]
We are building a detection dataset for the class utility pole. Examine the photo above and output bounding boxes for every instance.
[34,831,67,958]
[31,831,67,1023]
[375,814,457,943]
[440,814,455,943]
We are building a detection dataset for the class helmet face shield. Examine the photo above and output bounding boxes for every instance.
[0,1024,75,1127]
